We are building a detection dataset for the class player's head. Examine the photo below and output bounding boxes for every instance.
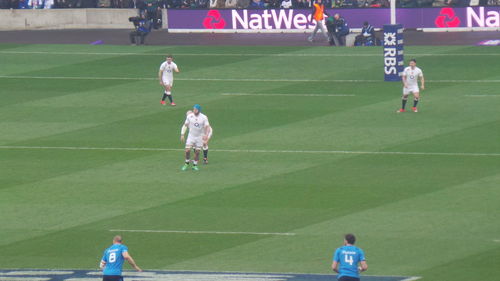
[409,59,417,67]
[363,21,369,27]
[186,110,193,116]
[166,55,173,63]
[344,233,356,245]
[334,13,340,20]
[316,0,322,3]
[113,235,123,244]
[193,104,202,115]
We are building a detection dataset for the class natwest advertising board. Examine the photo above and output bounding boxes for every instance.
[167,7,500,32]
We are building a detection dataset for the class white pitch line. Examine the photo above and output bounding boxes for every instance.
[1,75,499,83]
[109,229,296,236]
[1,50,500,57]
[494,239,500,242]
[465,95,500,97]
[0,271,73,276]
[400,277,422,281]
[0,276,52,281]
[222,93,355,97]
[0,75,376,83]
[1,145,500,157]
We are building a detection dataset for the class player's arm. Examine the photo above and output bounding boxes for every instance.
[420,74,425,90]
[402,74,408,88]
[202,125,211,144]
[158,68,164,85]
[181,121,188,142]
[99,252,107,270]
[331,261,339,273]
[207,125,213,140]
[99,260,106,270]
[175,65,180,73]
[358,260,368,272]
[123,251,142,272]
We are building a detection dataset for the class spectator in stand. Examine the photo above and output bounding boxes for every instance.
[17,0,30,7]
[294,0,307,8]
[446,0,470,6]
[268,0,280,7]
[196,0,208,7]
[281,0,292,7]
[249,0,265,8]
[341,0,357,7]
[370,0,389,7]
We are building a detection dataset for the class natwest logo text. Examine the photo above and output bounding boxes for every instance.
[232,9,316,30]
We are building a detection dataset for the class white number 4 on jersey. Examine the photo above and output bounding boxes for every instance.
[344,255,354,265]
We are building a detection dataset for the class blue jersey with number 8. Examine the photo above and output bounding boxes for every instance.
[333,245,366,279]
[102,244,128,276]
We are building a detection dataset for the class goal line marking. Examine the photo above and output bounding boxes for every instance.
[1,146,499,157]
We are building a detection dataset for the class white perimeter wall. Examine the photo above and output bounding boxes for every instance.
[0,8,139,30]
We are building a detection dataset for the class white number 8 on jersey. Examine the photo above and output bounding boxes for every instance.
[109,252,116,263]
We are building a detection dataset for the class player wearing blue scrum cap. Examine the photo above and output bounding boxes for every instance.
[180,104,211,171]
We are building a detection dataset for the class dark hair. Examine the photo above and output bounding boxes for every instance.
[345,233,356,244]
[363,21,368,26]
[410,58,416,63]
[167,54,173,58]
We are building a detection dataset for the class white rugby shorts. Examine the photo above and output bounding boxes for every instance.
[185,136,203,150]
[403,85,419,95]
[162,78,173,87]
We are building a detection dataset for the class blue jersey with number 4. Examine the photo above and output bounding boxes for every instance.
[333,245,366,279]
[102,244,128,276]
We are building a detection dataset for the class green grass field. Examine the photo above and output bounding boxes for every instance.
[0,43,499,281]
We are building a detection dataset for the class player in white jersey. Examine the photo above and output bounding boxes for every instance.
[186,110,213,164]
[158,54,180,106]
[397,59,425,113]
[181,104,210,171]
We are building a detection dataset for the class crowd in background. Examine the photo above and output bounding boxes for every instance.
[0,0,497,9]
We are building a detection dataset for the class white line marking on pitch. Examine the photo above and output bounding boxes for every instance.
[1,75,499,83]
[109,229,296,236]
[0,75,377,83]
[1,145,500,157]
[222,93,355,97]
[400,277,422,281]
[0,276,52,281]
[494,239,500,242]
[1,50,499,57]
[465,95,500,97]
[0,271,74,276]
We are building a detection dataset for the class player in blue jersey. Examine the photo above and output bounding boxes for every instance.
[100,235,142,281]
[332,234,368,281]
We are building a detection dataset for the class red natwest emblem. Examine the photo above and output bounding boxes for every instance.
[203,10,226,29]
[435,8,461,28]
